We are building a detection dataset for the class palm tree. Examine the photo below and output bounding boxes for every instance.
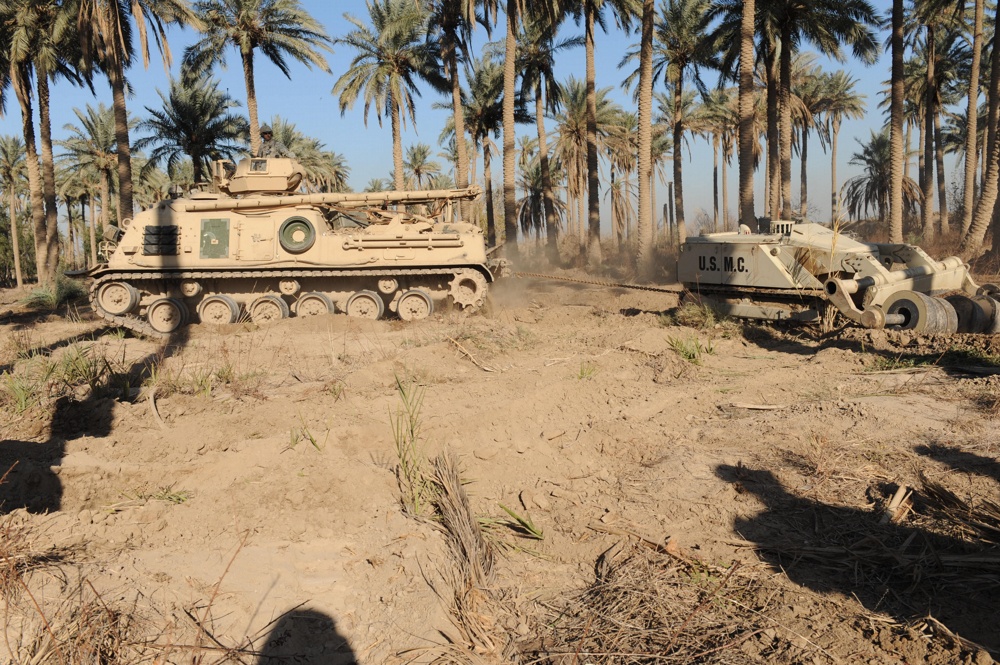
[57,103,120,268]
[500,0,521,256]
[957,0,984,237]
[260,117,351,191]
[183,0,332,155]
[424,0,495,220]
[0,135,26,287]
[790,56,823,219]
[554,77,619,250]
[135,77,248,184]
[0,0,75,284]
[604,111,638,247]
[634,0,655,273]
[708,0,757,225]
[576,0,638,264]
[333,0,444,191]
[365,178,389,192]
[960,3,1000,256]
[842,129,920,224]
[77,0,194,228]
[649,0,719,243]
[767,0,879,221]
[821,70,866,223]
[517,13,581,262]
[403,143,442,188]
[448,55,504,245]
[697,88,735,230]
[517,153,566,242]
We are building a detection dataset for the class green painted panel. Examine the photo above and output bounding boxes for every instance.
[200,219,230,259]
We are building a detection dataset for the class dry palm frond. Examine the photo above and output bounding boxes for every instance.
[537,539,770,664]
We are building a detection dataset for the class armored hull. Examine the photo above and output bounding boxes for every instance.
[88,158,495,336]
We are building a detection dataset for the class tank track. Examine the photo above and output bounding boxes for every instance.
[89,267,489,339]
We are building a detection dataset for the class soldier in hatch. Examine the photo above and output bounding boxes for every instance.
[256,124,294,158]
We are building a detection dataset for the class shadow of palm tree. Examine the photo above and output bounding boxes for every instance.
[715,463,1000,653]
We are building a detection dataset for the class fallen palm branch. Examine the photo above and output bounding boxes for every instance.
[919,472,1000,545]
[534,539,777,664]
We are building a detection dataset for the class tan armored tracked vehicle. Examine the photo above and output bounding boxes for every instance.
[679,220,1000,334]
[88,157,497,336]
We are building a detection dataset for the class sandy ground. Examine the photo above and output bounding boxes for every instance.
[1,274,999,664]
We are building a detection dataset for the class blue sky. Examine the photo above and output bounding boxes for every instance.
[0,2,908,233]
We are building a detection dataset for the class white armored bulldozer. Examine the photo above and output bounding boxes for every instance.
[88,157,497,336]
[678,220,1000,334]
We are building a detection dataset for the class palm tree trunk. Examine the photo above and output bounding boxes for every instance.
[9,190,22,288]
[88,193,98,268]
[502,0,519,255]
[109,65,135,225]
[484,145,496,246]
[934,109,948,234]
[800,126,808,219]
[961,35,1000,256]
[889,0,904,242]
[712,136,719,231]
[832,120,841,223]
[737,0,756,226]
[766,51,780,219]
[922,26,935,241]
[243,49,261,155]
[585,2,602,265]
[536,92,559,263]
[673,74,686,244]
[722,141,729,230]
[636,0,655,275]
[36,72,60,282]
[101,172,111,230]
[12,63,47,285]
[904,120,911,183]
[779,28,793,220]
[391,98,405,191]
[960,0,984,237]
[579,172,587,248]
[65,199,77,270]
[446,36,471,220]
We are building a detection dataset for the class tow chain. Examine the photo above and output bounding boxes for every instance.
[513,271,684,294]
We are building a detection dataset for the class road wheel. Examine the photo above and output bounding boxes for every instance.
[346,290,384,319]
[97,281,139,316]
[397,289,433,321]
[198,295,241,325]
[296,292,335,317]
[250,295,290,324]
[147,297,188,334]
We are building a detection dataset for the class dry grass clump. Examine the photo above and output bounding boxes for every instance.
[534,540,772,664]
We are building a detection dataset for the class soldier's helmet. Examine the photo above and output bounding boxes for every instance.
[260,124,273,134]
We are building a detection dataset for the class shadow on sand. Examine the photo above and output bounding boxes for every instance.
[0,326,190,514]
[255,607,357,664]
[715,462,1000,653]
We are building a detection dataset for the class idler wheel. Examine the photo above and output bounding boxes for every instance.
[146,298,188,334]
[250,295,290,324]
[198,294,241,325]
[296,292,335,317]
[346,290,384,319]
[449,269,488,309]
[883,290,959,333]
[97,281,139,316]
[397,289,433,321]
